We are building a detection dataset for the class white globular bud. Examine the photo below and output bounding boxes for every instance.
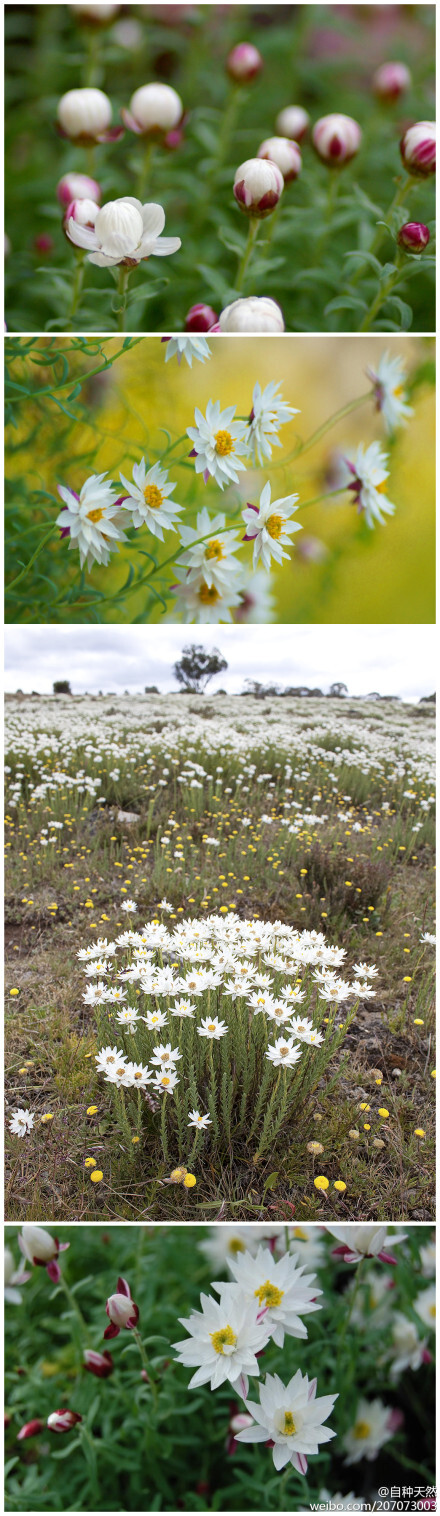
[400,121,436,177]
[57,87,112,142]
[47,1409,82,1433]
[125,83,183,136]
[372,61,411,101]
[275,105,310,141]
[233,157,284,217]
[71,4,120,23]
[226,42,263,82]
[94,200,144,257]
[106,1290,138,1328]
[218,296,285,333]
[312,113,362,166]
[65,197,100,230]
[20,1226,58,1264]
[56,172,101,208]
[258,136,302,183]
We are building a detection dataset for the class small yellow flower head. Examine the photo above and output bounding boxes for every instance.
[314,1175,329,1191]
[359,1102,370,1111]
[132,1136,140,1144]
[364,1123,371,1131]
[41,1113,54,1123]
[307,1141,324,1155]
[414,1128,426,1138]
[403,976,412,982]
[10,989,19,996]
[378,1108,390,1118]
[170,1166,188,1183]
[313,1112,323,1122]
[414,1018,424,1026]
[183,1173,196,1188]
[90,1170,103,1183]
[334,1180,346,1192]
[84,1156,96,1168]
[18,1068,27,1074]
[431,1069,436,1079]
[349,1128,360,1140]
[86,1106,98,1116]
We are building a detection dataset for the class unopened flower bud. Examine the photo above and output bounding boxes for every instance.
[312,113,362,165]
[400,121,436,177]
[398,220,430,253]
[185,302,218,332]
[64,197,100,234]
[258,136,301,182]
[17,1419,44,1440]
[34,234,54,255]
[219,296,285,332]
[123,83,183,136]
[71,3,120,25]
[57,172,101,208]
[372,61,411,101]
[275,105,309,141]
[57,87,113,143]
[104,1276,139,1337]
[19,1226,69,1283]
[47,1409,82,1434]
[226,42,263,82]
[233,158,284,217]
[84,1349,114,1378]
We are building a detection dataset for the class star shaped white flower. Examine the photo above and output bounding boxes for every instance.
[197,1015,228,1040]
[177,508,243,592]
[242,481,301,569]
[235,1369,337,1475]
[163,336,212,366]
[187,400,249,489]
[169,569,243,623]
[326,1226,407,1264]
[173,1283,270,1391]
[217,1245,322,1347]
[343,1398,394,1465]
[345,442,396,529]
[65,197,181,267]
[245,380,299,464]
[265,1036,302,1069]
[57,472,128,571]
[9,1109,35,1138]
[119,459,182,539]
[367,351,413,434]
[188,1109,212,1129]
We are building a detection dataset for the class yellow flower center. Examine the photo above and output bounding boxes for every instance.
[87,507,104,524]
[143,484,164,510]
[208,1023,216,1032]
[293,1227,308,1240]
[161,1052,170,1061]
[210,1325,237,1355]
[266,513,283,540]
[214,429,234,457]
[116,1067,126,1077]
[161,1076,170,1086]
[228,1239,245,1255]
[354,1420,371,1440]
[429,1303,436,1318]
[198,584,220,605]
[282,1412,296,1437]
[279,1046,289,1057]
[376,481,387,494]
[393,385,404,396]
[255,1280,285,1309]
[205,539,225,561]
[274,1006,284,1017]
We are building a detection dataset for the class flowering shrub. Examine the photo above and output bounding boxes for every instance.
[4,1223,435,1511]
[4,4,435,333]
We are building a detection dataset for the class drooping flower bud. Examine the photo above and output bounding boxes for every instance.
[226,42,263,83]
[275,105,309,141]
[57,172,101,208]
[47,1409,83,1434]
[257,136,302,183]
[19,1225,70,1283]
[17,1419,45,1440]
[400,121,436,177]
[397,220,430,253]
[123,83,183,137]
[185,303,218,332]
[218,296,285,332]
[56,88,120,145]
[233,158,284,217]
[312,113,362,165]
[372,61,411,101]
[84,1349,114,1378]
[104,1276,139,1338]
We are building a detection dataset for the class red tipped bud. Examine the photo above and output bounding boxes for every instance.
[104,1276,139,1336]
[47,1409,82,1434]
[56,172,101,208]
[226,43,263,83]
[312,113,362,166]
[233,158,284,218]
[258,136,302,183]
[17,1419,44,1441]
[84,1349,114,1378]
[185,303,218,332]
[400,121,436,177]
[275,105,309,142]
[397,220,430,253]
[372,61,411,101]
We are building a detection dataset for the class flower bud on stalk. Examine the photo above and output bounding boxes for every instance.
[233,158,284,217]
[17,1419,45,1441]
[258,136,302,183]
[185,303,218,331]
[372,61,411,101]
[312,113,362,165]
[56,88,123,145]
[71,3,120,26]
[63,198,101,237]
[397,220,430,253]
[276,104,309,141]
[217,296,285,332]
[84,1349,114,1378]
[57,172,102,208]
[122,83,183,137]
[47,1409,83,1434]
[104,1276,139,1338]
[400,121,436,176]
[19,1225,70,1283]
[226,42,263,82]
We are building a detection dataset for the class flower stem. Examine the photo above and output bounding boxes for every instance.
[293,392,372,460]
[347,173,414,286]
[299,485,351,510]
[359,266,402,331]
[132,1327,159,1408]
[68,254,86,331]
[7,526,58,591]
[235,218,260,293]
[117,267,130,331]
[136,141,154,202]
[160,1094,169,1164]
[56,1270,92,1346]
[188,1130,201,1169]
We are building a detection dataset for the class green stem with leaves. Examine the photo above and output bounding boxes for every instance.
[359,265,403,331]
[8,526,58,591]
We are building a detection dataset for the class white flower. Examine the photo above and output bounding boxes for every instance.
[198,1016,228,1040]
[233,157,284,217]
[65,198,181,267]
[413,1285,436,1331]
[169,571,243,624]
[345,442,395,529]
[163,336,211,367]
[56,473,128,572]
[288,1015,323,1046]
[326,1226,407,1264]
[420,931,436,945]
[235,1369,337,1474]
[243,481,301,570]
[142,1009,169,1031]
[173,1283,270,1391]
[188,1109,212,1129]
[9,1108,34,1137]
[4,1248,30,1304]
[177,508,243,592]
[120,897,137,913]
[187,400,249,490]
[171,999,196,1019]
[151,1069,179,1094]
[343,1398,394,1464]
[367,352,413,434]
[245,380,299,465]
[95,1045,127,1075]
[352,962,379,979]
[318,979,352,1003]
[124,1062,153,1088]
[234,568,277,622]
[258,137,302,183]
[222,1245,322,1347]
[400,121,436,177]
[200,1226,268,1270]
[19,1225,59,1265]
[388,1313,427,1378]
[219,297,285,333]
[57,86,112,141]
[275,105,310,141]
[420,1239,435,1276]
[115,1007,139,1031]
[124,83,183,135]
[266,1036,302,1070]
[118,459,182,538]
[150,1042,182,1068]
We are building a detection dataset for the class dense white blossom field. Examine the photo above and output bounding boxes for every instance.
[5,693,435,1223]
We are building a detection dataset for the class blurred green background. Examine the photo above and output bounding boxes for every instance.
[5,334,435,622]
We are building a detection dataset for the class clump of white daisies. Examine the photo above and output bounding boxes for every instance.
[54,347,412,623]
[80,912,377,1164]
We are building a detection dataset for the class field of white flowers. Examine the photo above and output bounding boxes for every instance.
[5,693,435,1223]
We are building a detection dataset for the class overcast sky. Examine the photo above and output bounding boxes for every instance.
[3,625,436,701]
